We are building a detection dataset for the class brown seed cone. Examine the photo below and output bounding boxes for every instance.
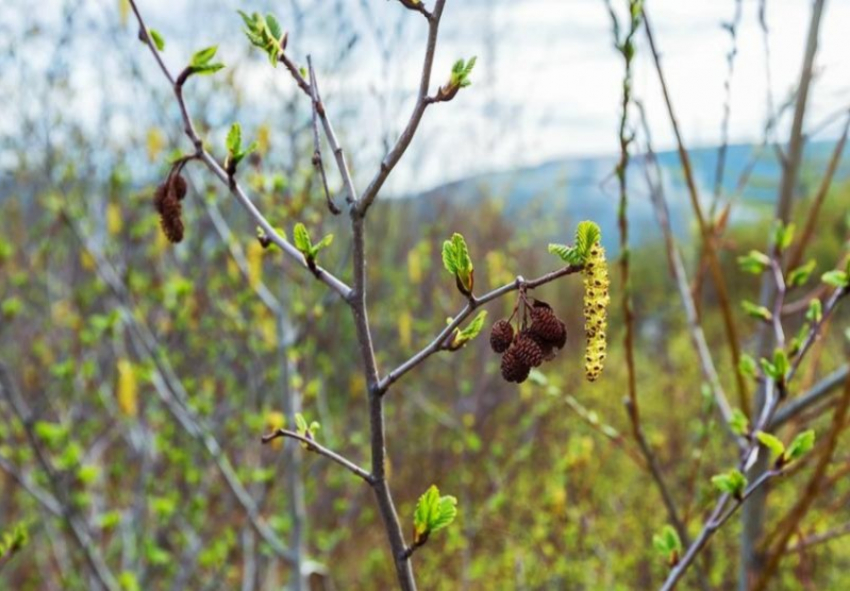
[158,187,184,243]
[530,303,567,348]
[489,319,515,353]
[513,330,545,368]
[170,174,188,201]
[500,348,531,383]
[153,183,168,214]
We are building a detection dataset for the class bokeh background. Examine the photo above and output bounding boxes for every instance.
[1,0,849,589]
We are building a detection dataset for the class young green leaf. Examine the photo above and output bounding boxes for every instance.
[574,221,602,260]
[450,310,487,349]
[822,270,849,288]
[773,221,795,253]
[413,485,458,544]
[149,29,166,51]
[711,468,747,499]
[784,429,815,463]
[737,250,770,274]
[738,353,758,379]
[806,299,822,323]
[787,260,816,287]
[293,223,313,255]
[755,431,785,461]
[548,243,583,265]
[652,525,682,565]
[442,233,474,294]
[742,300,772,322]
[729,408,750,436]
[227,123,242,156]
[190,46,224,75]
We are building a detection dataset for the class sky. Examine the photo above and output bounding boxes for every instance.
[3,0,849,195]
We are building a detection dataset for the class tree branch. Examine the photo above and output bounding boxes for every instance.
[378,265,583,393]
[262,429,373,483]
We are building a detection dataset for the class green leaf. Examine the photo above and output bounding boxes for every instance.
[741,300,772,322]
[548,243,583,265]
[149,29,165,51]
[806,299,822,323]
[190,46,218,68]
[293,223,313,256]
[451,310,487,349]
[652,525,682,556]
[442,233,474,292]
[575,221,602,260]
[756,431,785,460]
[821,270,849,288]
[772,349,789,380]
[784,430,815,463]
[729,408,750,436]
[773,221,795,252]
[313,234,334,251]
[266,13,283,41]
[227,123,242,155]
[711,468,747,499]
[192,63,225,76]
[737,250,770,274]
[787,260,816,287]
[413,485,458,543]
[739,353,758,379]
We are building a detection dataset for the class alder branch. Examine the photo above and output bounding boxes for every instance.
[262,429,373,483]
[306,57,341,214]
[357,0,447,214]
[770,365,849,428]
[660,469,782,591]
[128,0,352,301]
[378,265,584,393]
[785,521,850,554]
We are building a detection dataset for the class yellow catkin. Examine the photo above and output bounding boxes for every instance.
[116,359,138,417]
[582,241,609,382]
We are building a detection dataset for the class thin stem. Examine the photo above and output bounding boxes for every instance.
[306,57,341,214]
[262,429,373,483]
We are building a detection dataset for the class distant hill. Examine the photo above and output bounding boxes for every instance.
[409,141,850,253]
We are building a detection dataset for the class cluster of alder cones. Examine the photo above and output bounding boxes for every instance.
[154,171,188,243]
[489,297,567,384]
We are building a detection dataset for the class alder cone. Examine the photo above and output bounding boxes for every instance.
[500,348,531,383]
[530,302,567,349]
[153,183,168,214]
[171,174,188,201]
[158,185,184,243]
[512,331,545,368]
[489,319,515,353]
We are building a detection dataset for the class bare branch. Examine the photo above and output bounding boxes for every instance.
[357,0,447,214]
[306,57,341,214]
[262,429,373,483]
[770,365,849,428]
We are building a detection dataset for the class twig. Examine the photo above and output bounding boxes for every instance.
[357,0,447,214]
[786,112,850,271]
[306,57,341,214]
[784,521,850,554]
[643,8,749,415]
[262,429,373,483]
[637,103,742,446]
[770,365,849,428]
[378,265,583,393]
[660,469,782,591]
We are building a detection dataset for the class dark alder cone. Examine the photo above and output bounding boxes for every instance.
[489,319,515,353]
[500,348,531,383]
[512,331,545,368]
[153,183,168,214]
[530,303,567,348]
[158,186,184,243]
[171,174,188,201]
